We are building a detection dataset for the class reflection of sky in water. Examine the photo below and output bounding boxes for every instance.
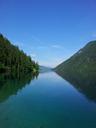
[0,72,96,128]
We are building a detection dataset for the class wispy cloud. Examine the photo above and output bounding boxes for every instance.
[31,35,43,44]
[31,34,64,50]
[51,44,63,49]
[34,44,64,50]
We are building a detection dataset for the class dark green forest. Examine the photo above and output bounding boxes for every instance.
[55,41,96,102]
[0,34,39,76]
[55,40,96,82]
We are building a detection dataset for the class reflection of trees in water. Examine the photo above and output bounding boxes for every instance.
[0,72,39,103]
[56,71,96,103]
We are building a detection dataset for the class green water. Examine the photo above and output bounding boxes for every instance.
[0,72,96,128]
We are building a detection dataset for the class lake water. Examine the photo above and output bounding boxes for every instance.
[0,71,96,128]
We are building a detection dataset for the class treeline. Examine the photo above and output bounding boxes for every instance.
[0,34,39,76]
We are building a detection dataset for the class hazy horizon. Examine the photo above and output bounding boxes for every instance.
[0,0,96,67]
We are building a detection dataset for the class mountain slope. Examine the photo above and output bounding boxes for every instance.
[54,40,96,102]
[0,34,39,75]
[55,41,96,78]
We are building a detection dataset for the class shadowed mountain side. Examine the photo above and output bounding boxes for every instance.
[56,71,96,103]
[55,41,96,102]
[0,73,38,103]
[55,41,96,75]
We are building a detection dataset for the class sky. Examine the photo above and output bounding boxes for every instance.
[0,0,96,67]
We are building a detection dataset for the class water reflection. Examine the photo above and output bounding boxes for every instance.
[56,71,96,103]
[0,73,38,103]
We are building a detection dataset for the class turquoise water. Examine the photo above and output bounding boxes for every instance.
[0,72,96,128]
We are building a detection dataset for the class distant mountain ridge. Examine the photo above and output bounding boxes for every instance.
[39,66,51,73]
[55,40,96,77]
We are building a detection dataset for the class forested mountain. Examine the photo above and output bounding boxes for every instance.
[55,41,96,78]
[54,41,96,102]
[0,34,39,76]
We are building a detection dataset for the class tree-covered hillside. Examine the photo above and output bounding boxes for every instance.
[54,41,96,102]
[0,34,39,75]
[55,41,96,78]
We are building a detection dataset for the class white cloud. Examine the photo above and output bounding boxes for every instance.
[35,44,64,50]
[51,44,63,49]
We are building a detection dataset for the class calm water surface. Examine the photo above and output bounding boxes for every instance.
[0,71,96,128]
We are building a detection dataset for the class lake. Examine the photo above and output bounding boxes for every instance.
[0,71,96,128]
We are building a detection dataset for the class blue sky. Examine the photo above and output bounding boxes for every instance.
[0,0,96,67]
